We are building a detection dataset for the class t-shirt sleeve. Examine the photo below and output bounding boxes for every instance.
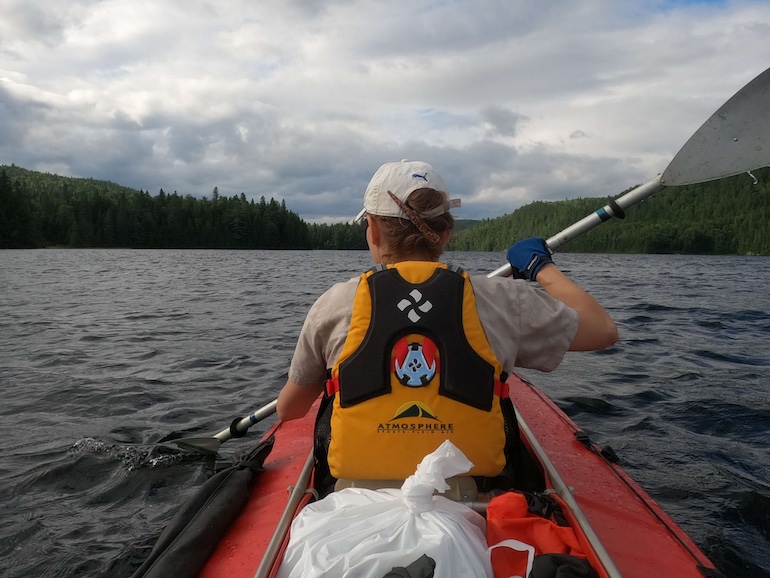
[471,275,579,372]
[288,280,357,387]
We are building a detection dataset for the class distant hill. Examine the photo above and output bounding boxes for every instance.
[1,164,143,198]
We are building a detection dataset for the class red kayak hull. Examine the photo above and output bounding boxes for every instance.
[509,376,714,577]
[200,375,717,578]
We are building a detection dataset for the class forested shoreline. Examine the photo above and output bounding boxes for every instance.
[0,165,365,250]
[2,164,769,254]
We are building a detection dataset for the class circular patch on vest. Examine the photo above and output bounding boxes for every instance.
[392,335,438,387]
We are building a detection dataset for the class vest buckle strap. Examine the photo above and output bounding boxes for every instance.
[326,377,340,396]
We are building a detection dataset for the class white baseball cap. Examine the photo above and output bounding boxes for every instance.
[353,160,460,224]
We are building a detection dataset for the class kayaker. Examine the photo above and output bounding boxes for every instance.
[277,160,618,486]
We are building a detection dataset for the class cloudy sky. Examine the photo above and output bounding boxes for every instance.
[2,0,769,222]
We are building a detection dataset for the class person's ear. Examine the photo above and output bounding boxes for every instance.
[367,214,380,246]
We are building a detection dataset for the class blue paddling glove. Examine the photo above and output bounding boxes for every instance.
[506,237,554,281]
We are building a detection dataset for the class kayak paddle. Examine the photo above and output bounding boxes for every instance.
[489,65,770,278]
[172,399,278,454]
[173,67,770,454]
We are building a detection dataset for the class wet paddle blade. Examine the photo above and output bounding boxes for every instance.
[662,67,770,186]
[169,400,279,455]
[172,437,222,454]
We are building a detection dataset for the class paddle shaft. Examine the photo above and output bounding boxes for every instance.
[192,67,770,450]
[487,175,664,278]
[215,399,278,443]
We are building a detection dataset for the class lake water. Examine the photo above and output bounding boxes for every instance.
[0,249,768,577]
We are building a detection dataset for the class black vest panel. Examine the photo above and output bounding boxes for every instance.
[338,267,495,411]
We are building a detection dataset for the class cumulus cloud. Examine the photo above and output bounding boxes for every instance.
[1,0,769,222]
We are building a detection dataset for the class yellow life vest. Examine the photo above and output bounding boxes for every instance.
[325,261,508,480]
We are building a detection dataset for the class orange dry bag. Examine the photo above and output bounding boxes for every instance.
[486,491,595,578]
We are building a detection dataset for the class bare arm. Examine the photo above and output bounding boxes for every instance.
[277,379,325,421]
[535,264,618,351]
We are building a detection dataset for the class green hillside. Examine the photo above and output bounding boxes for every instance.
[450,168,770,255]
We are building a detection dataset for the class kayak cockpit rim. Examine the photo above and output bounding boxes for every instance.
[514,406,623,578]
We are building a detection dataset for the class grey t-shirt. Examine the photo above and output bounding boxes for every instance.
[288,274,579,387]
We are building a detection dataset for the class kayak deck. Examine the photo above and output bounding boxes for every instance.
[199,375,718,578]
[509,376,715,577]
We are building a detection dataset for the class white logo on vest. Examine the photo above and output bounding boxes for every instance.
[396,289,433,323]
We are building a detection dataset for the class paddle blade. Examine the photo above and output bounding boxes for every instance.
[662,67,770,186]
[171,436,222,454]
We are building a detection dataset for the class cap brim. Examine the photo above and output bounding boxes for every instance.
[350,208,367,226]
